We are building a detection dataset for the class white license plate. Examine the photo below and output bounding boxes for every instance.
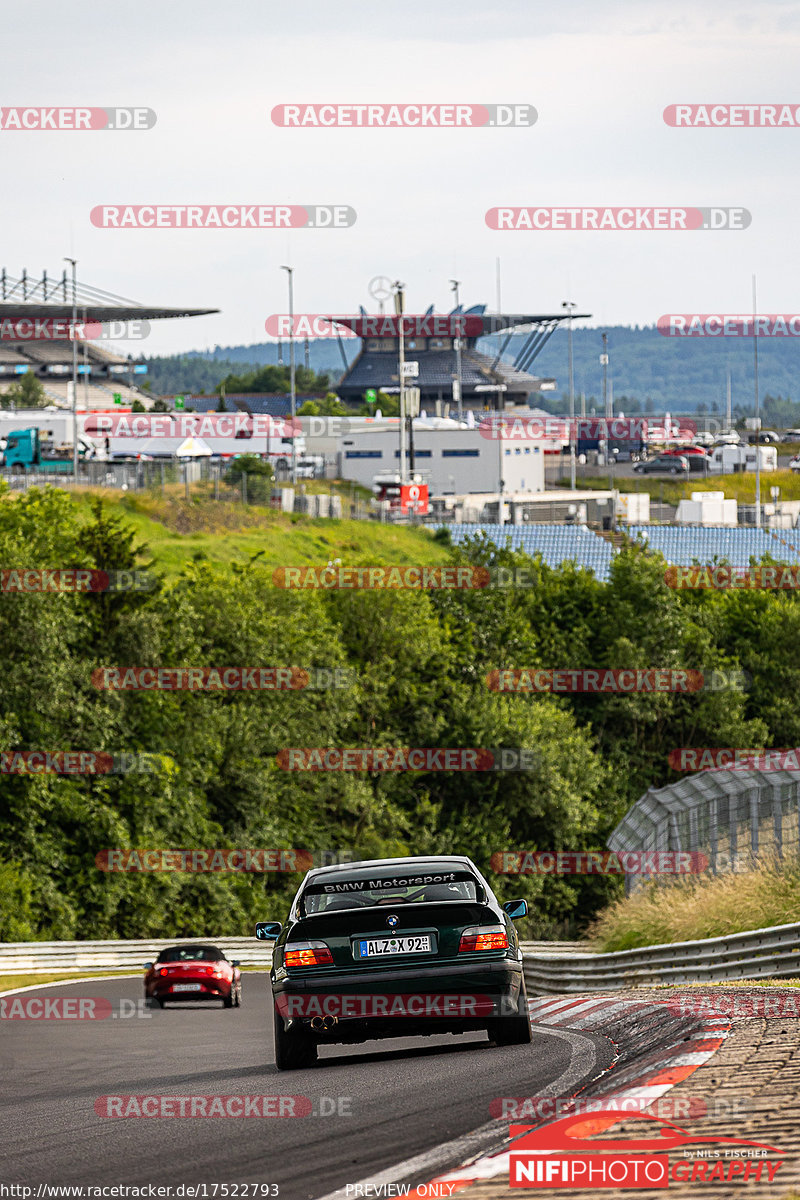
[356,936,432,958]
[171,982,202,991]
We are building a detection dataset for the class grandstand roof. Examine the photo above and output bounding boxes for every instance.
[0,269,218,323]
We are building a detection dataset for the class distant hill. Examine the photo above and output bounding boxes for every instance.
[143,325,800,416]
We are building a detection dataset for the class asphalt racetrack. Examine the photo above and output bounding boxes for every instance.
[0,976,614,1199]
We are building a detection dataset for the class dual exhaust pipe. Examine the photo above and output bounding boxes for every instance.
[310,1014,338,1030]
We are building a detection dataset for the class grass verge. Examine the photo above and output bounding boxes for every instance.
[589,860,800,952]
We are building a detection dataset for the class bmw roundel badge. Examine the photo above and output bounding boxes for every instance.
[386,914,399,927]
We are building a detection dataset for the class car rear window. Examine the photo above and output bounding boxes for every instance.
[156,946,223,963]
[300,869,482,915]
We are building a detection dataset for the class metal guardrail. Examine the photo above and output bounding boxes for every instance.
[0,936,273,975]
[2,929,799,990]
[523,922,800,993]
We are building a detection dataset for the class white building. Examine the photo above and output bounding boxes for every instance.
[334,421,545,495]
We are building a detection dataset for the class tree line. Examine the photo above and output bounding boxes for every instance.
[0,495,795,942]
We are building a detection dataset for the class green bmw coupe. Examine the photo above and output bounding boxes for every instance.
[256,855,532,1070]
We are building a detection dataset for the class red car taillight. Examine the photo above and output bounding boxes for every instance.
[159,968,169,976]
[284,941,334,968]
[459,926,508,953]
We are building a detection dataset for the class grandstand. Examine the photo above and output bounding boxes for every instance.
[0,267,218,409]
[444,521,800,583]
[445,522,616,581]
[335,305,590,412]
[625,525,800,565]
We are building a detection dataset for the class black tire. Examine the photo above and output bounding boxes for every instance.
[273,999,317,1070]
[234,981,241,1008]
[487,988,533,1047]
[223,992,234,1008]
[671,467,680,475]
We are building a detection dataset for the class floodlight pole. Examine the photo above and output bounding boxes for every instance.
[450,279,463,422]
[753,275,761,528]
[281,265,297,485]
[64,257,78,478]
[563,301,577,489]
[394,281,407,484]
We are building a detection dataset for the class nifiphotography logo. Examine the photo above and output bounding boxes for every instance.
[508,1110,784,1188]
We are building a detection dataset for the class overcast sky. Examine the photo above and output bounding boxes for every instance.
[3,0,799,356]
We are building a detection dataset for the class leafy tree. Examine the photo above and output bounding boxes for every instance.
[1,372,48,408]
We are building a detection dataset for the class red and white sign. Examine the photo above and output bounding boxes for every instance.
[401,483,429,514]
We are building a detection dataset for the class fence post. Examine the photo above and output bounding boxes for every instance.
[241,472,247,505]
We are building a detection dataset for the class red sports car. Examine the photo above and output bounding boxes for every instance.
[144,944,242,1008]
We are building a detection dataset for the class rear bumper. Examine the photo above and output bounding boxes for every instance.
[272,957,524,1040]
[149,983,231,1001]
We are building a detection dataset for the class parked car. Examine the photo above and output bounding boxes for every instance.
[781,429,800,443]
[662,446,709,473]
[633,454,690,475]
[144,944,242,1008]
[747,430,781,444]
[257,855,532,1069]
[714,430,741,445]
[693,431,716,447]
[790,455,800,473]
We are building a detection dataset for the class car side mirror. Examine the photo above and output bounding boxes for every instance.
[255,922,282,940]
[503,899,528,920]
[231,960,241,968]
[143,962,154,970]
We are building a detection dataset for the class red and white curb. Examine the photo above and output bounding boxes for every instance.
[403,995,731,1197]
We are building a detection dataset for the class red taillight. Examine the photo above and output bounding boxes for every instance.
[159,968,169,976]
[459,926,508,953]
[284,941,334,968]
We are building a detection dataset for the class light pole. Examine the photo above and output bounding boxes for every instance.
[280,265,297,485]
[562,301,577,489]
[450,279,463,422]
[752,275,761,528]
[393,280,407,485]
[64,257,78,478]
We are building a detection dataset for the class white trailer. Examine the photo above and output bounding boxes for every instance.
[708,444,777,474]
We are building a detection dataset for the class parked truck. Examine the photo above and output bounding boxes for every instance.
[574,417,648,463]
[0,427,95,474]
